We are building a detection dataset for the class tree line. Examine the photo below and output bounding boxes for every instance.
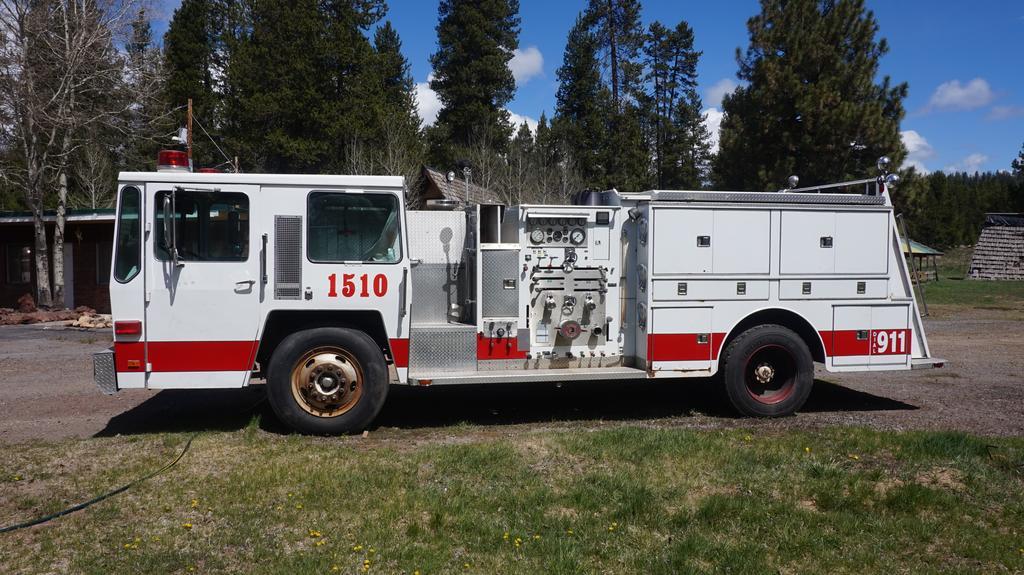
[1,0,1022,308]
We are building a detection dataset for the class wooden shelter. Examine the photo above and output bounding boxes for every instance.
[968,213,1024,280]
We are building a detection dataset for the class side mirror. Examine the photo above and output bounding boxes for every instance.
[162,193,183,267]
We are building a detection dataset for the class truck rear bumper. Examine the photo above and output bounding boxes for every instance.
[912,357,946,370]
[93,349,118,395]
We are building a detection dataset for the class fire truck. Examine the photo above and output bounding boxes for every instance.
[93,151,942,434]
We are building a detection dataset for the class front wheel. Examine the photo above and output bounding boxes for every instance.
[267,327,389,434]
[720,324,813,417]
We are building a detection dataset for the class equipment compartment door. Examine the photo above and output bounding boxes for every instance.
[144,184,262,388]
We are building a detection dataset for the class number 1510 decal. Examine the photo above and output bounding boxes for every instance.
[327,273,388,298]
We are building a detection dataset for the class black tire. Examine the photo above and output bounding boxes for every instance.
[267,327,389,435]
[720,324,813,417]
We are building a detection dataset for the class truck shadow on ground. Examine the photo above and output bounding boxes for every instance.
[95,378,917,437]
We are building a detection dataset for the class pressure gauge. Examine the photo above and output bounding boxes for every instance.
[569,228,586,245]
[530,228,545,244]
[552,230,563,243]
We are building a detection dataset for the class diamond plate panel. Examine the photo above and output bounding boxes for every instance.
[409,325,477,372]
[411,263,465,324]
[481,249,519,318]
[93,349,117,395]
[651,191,885,205]
[407,211,467,265]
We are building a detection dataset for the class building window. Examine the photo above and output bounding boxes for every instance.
[155,191,249,262]
[5,245,31,284]
[307,192,402,263]
[96,241,112,285]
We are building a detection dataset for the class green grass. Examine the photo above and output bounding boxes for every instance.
[911,246,1024,309]
[2,427,1023,574]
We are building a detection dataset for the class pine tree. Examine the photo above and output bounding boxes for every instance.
[553,16,608,187]
[714,0,907,191]
[579,0,648,191]
[163,0,221,167]
[583,0,644,109]
[428,0,520,166]
[370,21,424,184]
[643,20,712,188]
[121,7,172,172]
[1013,142,1024,179]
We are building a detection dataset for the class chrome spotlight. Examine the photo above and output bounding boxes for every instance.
[877,156,891,174]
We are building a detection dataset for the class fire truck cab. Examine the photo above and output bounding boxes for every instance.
[94,160,941,434]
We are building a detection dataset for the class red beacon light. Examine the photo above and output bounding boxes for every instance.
[157,150,190,173]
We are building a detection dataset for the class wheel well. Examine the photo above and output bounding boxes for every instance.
[720,309,826,364]
[256,310,393,374]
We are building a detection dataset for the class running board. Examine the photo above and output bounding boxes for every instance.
[912,357,946,370]
[408,366,649,386]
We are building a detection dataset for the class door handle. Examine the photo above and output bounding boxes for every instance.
[235,279,256,288]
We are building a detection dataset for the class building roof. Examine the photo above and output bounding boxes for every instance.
[900,238,943,256]
[421,166,502,205]
[983,213,1024,227]
[0,208,115,224]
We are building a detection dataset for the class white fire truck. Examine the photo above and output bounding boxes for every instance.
[94,152,942,434]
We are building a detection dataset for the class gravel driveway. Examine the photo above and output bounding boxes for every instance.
[1,307,1021,444]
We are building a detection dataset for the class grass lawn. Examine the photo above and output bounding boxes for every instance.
[2,426,1023,574]
[914,246,1024,310]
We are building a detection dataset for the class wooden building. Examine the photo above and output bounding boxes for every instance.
[969,213,1024,280]
[0,209,114,312]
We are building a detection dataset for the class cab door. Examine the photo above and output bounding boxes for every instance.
[144,183,262,388]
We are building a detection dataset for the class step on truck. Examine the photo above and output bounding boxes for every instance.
[94,153,943,434]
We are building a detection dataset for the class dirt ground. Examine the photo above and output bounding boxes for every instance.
[0,306,1022,444]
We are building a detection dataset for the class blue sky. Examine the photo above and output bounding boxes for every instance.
[154,1,1024,174]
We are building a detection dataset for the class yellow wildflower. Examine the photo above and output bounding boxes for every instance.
[190,499,198,508]
[13,475,22,481]
[309,529,323,538]
[352,544,363,551]
[566,529,574,535]
[464,563,470,569]
[502,532,509,540]
[331,566,340,572]
[533,534,540,540]
[296,503,304,510]
[743,435,752,442]
[804,447,811,453]
[181,522,193,530]
[315,540,326,547]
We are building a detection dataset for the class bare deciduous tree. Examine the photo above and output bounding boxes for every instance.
[0,0,159,307]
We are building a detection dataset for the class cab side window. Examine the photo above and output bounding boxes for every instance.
[113,186,141,282]
[307,192,401,263]
[155,191,249,262]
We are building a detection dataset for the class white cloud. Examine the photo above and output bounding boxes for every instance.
[507,111,538,134]
[988,105,1024,120]
[944,153,989,174]
[509,46,544,86]
[705,78,738,108]
[414,74,442,127]
[702,107,724,153]
[901,130,934,173]
[926,78,994,111]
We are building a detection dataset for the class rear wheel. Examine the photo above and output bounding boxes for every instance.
[267,327,389,434]
[721,324,813,417]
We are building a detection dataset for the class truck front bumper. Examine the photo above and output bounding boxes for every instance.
[93,349,118,395]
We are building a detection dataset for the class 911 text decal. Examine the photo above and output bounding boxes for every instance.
[327,273,388,298]
[872,329,908,355]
